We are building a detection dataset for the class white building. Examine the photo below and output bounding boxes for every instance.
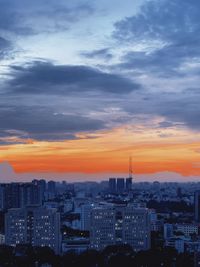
[176,224,198,236]
[90,205,151,251]
[81,204,96,231]
[5,206,61,254]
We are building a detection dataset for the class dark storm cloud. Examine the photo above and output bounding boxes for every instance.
[7,61,140,94]
[81,48,113,60]
[0,105,105,142]
[113,0,200,75]
[0,0,94,35]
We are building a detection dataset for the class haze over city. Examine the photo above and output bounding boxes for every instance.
[1,0,200,181]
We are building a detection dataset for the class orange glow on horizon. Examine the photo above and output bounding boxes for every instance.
[1,123,200,177]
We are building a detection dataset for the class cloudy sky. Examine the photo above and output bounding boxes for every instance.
[1,0,200,182]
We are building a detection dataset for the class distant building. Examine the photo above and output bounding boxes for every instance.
[32,179,46,203]
[176,224,198,237]
[3,183,21,210]
[21,183,42,207]
[165,237,185,254]
[81,204,94,231]
[47,181,56,199]
[109,178,116,194]
[164,224,174,240]
[5,206,61,254]
[90,205,151,251]
[195,191,200,222]
[116,178,125,194]
[125,178,132,191]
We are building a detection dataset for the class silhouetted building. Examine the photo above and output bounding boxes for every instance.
[47,181,56,199]
[194,191,200,222]
[1,183,21,210]
[116,178,125,194]
[109,178,116,194]
[21,183,42,207]
[125,178,132,191]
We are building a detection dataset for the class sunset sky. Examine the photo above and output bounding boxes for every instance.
[1,0,200,182]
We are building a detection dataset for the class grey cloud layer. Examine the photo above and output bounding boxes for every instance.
[7,61,140,94]
[1,0,200,144]
[0,105,105,142]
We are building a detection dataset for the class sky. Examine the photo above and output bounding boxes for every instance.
[1,0,200,182]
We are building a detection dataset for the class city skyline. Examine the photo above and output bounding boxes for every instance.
[1,0,200,181]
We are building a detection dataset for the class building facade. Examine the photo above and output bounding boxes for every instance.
[90,205,151,251]
[5,206,60,254]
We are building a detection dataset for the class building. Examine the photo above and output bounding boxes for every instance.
[164,224,174,239]
[32,179,46,203]
[195,191,200,222]
[1,183,21,210]
[90,205,151,251]
[5,206,61,254]
[47,181,56,199]
[81,204,95,231]
[109,178,116,194]
[116,178,125,194]
[125,178,132,191]
[165,237,185,254]
[21,183,42,207]
[176,224,198,237]
[62,238,90,254]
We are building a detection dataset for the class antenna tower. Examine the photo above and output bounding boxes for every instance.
[129,156,133,179]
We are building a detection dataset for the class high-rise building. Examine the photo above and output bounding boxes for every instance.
[194,191,200,222]
[21,183,42,207]
[90,205,151,251]
[5,206,61,254]
[2,183,21,210]
[47,181,56,199]
[0,185,5,210]
[81,204,95,231]
[116,178,125,194]
[32,179,46,203]
[125,178,132,191]
[109,178,116,194]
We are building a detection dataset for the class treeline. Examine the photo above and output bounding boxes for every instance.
[0,244,194,267]
[147,200,193,213]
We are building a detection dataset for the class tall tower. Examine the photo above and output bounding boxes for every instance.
[129,156,133,179]
[126,157,133,191]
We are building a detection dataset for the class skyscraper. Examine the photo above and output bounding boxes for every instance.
[109,178,116,194]
[194,191,200,222]
[21,183,42,207]
[5,206,61,254]
[116,178,125,194]
[47,181,56,199]
[125,178,132,191]
[2,183,21,210]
